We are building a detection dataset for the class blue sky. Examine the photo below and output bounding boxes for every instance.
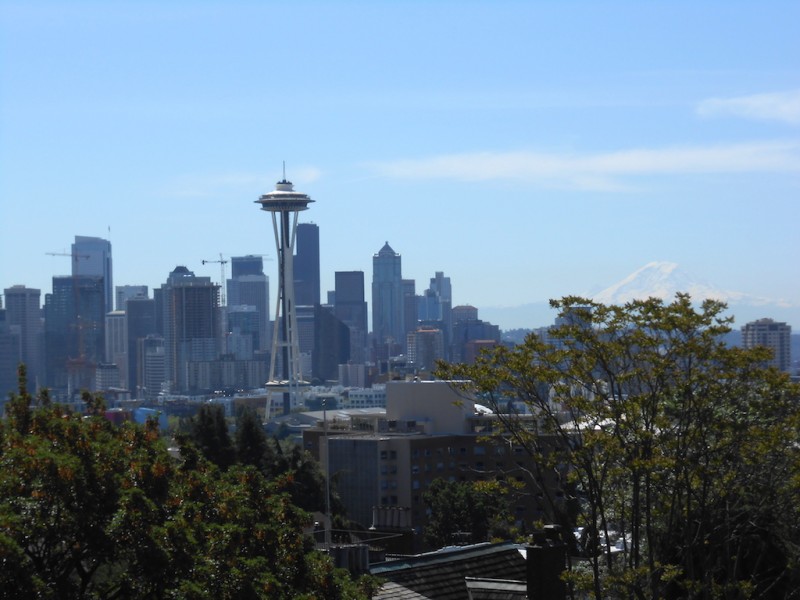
[2,1,798,330]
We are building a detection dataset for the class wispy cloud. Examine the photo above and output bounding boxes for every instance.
[697,90,800,125]
[163,167,322,198]
[365,141,800,190]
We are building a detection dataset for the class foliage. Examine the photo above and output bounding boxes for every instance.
[188,402,237,470]
[0,370,373,599]
[422,478,515,549]
[437,294,800,600]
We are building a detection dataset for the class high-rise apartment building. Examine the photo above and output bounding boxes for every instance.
[159,266,220,393]
[334,271,368,364]
[295,223,320,306]
[3,285,43,388]
[406,326,445,371]
[372,242,404,348]
[742,318,792,373]
[72,236,113,314]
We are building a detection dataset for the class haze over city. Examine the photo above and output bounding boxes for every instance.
[2,1,799,330]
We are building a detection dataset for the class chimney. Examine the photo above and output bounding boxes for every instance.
[526,525,567,600]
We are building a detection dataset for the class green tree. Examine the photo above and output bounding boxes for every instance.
[189,402,237,469]
[437,295,800,600]
[235,407,275,474]
[0,369,374,599]
[422,478,513,549]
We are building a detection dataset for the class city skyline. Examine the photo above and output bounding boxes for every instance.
[2,2,799,330]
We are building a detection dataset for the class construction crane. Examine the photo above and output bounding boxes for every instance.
[46,251,91,269]
[202,253,228,306]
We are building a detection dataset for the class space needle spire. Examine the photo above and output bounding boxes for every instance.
[256,171,314,415]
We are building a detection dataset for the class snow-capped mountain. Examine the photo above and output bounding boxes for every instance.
[588,261,797,328]
[591,261,759,305]
[482,262,798,331]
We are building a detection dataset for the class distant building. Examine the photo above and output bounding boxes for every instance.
[372,242,404,352]
[313,304,350,384]
[115,285,148,311]
[306,380,569,543]
[231,254,264,278]
[0,308,22,399]
[104,310,127,387]
[3,285,43,388]
[227,256,270,352]
[227,305,260,360]
[334,271,368,364]
[295,223,320,307]
[402,279,417,348]
[407,326,445,372]
[451,304,478,323]
[159,266,220,393]
[742,318,792,373]
[72,236,113,314]
[450,306,501,364]
[126,297,157,396]
[44,275,106,394]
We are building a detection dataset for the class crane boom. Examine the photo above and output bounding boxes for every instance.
[202,253,228,306]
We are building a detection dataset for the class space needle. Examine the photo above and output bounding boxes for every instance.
[256,170,314,416]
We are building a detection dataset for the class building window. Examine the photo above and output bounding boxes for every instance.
[474,446,486,455]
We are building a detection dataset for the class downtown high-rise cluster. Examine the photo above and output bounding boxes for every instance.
[0,191,792,406]
[0,227,503,405]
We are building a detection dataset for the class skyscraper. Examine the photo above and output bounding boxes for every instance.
[44,275,105,394]
[159,266,220,393]
[334,271,368,364]
[742,318,792,373]
[115,285,148,311]
[72,235,113,314]
[228,256,270,353]
[372,242,404,348]
[126,296,157,395]
[295,222,320,306]
[104,310,127,388]
[231,255,265,278]
[3,285,43,388]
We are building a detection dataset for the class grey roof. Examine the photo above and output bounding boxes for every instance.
[371,542,527,600]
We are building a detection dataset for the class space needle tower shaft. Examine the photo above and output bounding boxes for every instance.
[256,174,314,415]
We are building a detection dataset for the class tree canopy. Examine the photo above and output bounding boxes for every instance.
[437,294,800,600]
[0,371,374,599]
[422,478,515,549]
